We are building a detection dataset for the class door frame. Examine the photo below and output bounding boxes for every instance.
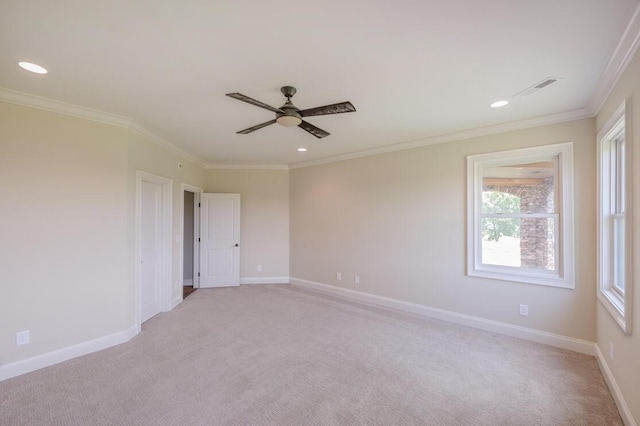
[179,184,203,300]
[135,171,173,332]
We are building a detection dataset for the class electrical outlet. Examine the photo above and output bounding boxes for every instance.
[257,265,262,272]
[519,304,529,316]
[354,275,360,284]
[336,272,342,281]
[16,330,30,346]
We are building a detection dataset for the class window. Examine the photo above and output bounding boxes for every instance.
[467,143,574,288]
[598,100,633,333]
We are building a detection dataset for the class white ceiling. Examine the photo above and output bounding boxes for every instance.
[1,0,639,168]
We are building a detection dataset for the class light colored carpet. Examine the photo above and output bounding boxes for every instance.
[0,284,622,425]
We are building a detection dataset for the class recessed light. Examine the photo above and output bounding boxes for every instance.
[297,148,307,152]
[490,100,509,108]
[18,61,48,74]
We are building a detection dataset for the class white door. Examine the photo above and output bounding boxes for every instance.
[199,193,240,288]
[140,181,162,322]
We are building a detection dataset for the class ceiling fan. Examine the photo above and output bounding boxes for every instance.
[226,86,356,138]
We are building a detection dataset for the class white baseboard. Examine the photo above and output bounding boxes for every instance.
[241,276,290,285]
[595,345,637,426]
[183,278,193,286]
[290,277,596,355]
[0,326,138,382]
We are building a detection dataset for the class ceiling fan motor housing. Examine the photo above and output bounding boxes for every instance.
[278,99,301,115]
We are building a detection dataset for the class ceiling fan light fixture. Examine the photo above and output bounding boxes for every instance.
[276,115,302,127]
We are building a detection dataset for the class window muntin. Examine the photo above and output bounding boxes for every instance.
[467,143,574,288]
[597,99,632,333]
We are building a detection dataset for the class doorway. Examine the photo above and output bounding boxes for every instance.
[180,184,202,300]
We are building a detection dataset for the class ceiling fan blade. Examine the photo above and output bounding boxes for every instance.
[298,120,330,138]
[237,119,277,134]
[226,93,283,113]
[299,101,356,117]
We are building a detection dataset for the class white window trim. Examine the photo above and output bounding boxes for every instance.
[597,99,633,334]
[466,143,574,288]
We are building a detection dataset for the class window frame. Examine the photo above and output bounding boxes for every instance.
[597,99,633,334]
[466,143,575,288]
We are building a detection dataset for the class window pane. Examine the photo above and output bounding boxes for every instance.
[482,161,555,214]
[481,217,555,271]
[481,218,521,267]
[613,216,625,293]
[614,139,625,214]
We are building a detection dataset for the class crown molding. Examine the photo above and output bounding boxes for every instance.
[0,87,206,168]
[288,108,593,169]
[0,86,594,171]
[205,163,289,170]
[588,2,640,115]
[1,49,621,175]
[0,87,133,128]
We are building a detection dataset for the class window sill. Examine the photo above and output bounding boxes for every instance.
[470,267,574,289]
[598,289,631,334]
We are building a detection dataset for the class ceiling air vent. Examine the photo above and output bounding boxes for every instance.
[514,77,559,97]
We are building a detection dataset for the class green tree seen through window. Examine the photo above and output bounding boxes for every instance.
[482,191,521,241]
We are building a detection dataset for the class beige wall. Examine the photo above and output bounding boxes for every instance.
[0,102,129,364]
[206,169,289,281]
[0,102,207,369]
[290,118,597,341]
[0,100,286,370]
[596,47,640,423]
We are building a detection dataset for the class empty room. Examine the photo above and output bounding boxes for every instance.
[1,1,639,424]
